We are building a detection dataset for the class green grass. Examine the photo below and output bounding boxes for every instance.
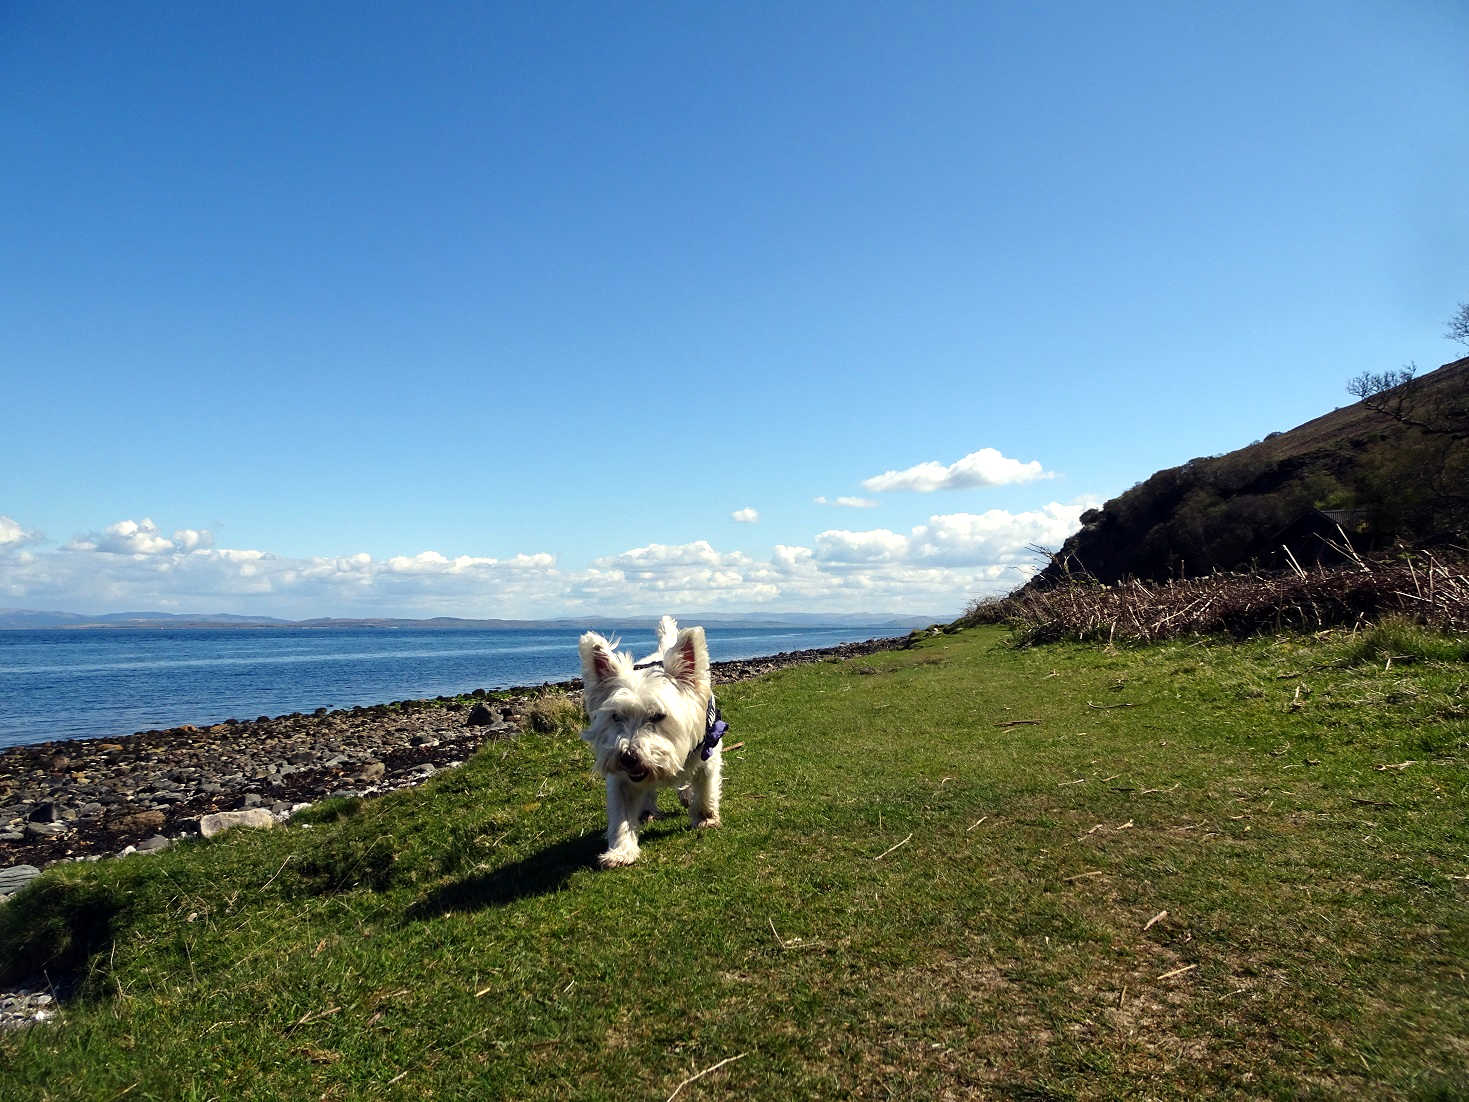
[2,627,1466,1100]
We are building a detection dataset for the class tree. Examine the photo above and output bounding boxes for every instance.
[1346,344,1469,541]
[1348,361,1466,441]
[1448,301,1469,349]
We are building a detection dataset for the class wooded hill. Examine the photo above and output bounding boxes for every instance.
[1037,356,1469,585]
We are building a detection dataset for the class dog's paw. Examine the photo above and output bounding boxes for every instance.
[694,814,721,830]
[597,847,640,868]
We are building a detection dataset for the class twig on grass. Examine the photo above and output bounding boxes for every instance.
[966,816,989,832]
[769,917,821,951]
[666,1053,748,1102]
[874,833,913,860]
[1086,701,1136,710]
[290,1005,342,1028]
[1064,870,1105,882]
[1156,963,1198,981]
[258,853,295,893]
[1143,910,1168,931]
[1140,783,1180,795]
[1375,761,1419,772]
[993,719,1042,728]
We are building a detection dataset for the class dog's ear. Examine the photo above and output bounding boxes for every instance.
[662,626,710,695]
[579,632,622,706]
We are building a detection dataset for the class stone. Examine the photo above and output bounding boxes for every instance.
[236,793,266,810]
[27,802,61,823]
[199,808,275,838]
[109,809,167,834]
[136,835,172,853]
[0,865,42,899]
[24,822,67,838]
[465,703,496,726]
[356,761,385,781]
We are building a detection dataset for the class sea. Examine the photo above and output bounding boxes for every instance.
[0,624,890,749]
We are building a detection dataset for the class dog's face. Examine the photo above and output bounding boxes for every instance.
[579,626,710,784]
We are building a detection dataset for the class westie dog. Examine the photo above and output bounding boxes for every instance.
[578,616,725,868]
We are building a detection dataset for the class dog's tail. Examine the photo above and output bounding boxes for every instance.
[655,615,679,653]
[639,615,680,665]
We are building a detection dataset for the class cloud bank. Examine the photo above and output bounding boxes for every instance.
[0,501,1093,618]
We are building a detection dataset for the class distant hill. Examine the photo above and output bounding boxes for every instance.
[0,609,940,632]
[1036,356,1469,586]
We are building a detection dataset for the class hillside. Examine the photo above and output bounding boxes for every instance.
[1037,356,1469,586]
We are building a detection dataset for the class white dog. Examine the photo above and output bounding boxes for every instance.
[578,616,725,868]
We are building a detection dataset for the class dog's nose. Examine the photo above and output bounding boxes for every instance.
[618,748,641,771]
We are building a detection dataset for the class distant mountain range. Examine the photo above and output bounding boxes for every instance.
[0,609,941,632]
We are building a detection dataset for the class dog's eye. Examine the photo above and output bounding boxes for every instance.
[649,712,666,725]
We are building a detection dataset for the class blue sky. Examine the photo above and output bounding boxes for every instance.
[2,1,1466,619]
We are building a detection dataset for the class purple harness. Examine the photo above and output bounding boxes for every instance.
[702,694,728,761]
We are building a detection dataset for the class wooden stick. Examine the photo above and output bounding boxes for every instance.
[1157,963,1198,981]
[993,719,1042,728]
[667,1053,749,1102]
[1142,910,1167,931]
[874,833,913,860]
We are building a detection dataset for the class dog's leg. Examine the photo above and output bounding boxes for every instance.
[638,787,660,823]
[599,776,641,867]
[687,744,722,830]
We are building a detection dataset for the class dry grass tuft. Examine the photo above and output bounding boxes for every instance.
[960,551,1469,645]
[523,692,585,735]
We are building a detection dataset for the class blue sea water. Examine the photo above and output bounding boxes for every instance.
[0,625,886,748]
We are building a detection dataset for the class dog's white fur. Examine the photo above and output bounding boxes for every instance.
[578,616,722,868]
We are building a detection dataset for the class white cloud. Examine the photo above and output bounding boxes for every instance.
[814,496,878,508]
[67,517,178,555]
[814,528,910,564]
[909,503,1086,565]
[0,515,43,549]
[862,448,1054,493]
[172,528,214,551]
[731,507,760,524]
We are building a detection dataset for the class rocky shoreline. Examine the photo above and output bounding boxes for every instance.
[0,634,913,876]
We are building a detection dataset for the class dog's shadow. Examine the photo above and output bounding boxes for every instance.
[407,829,605,918]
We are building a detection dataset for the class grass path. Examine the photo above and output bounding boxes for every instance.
[2,627,1465,1099]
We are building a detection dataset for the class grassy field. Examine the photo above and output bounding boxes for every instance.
[2,626,1465,1100]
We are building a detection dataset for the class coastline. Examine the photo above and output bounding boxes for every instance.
[0,633,914,872]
